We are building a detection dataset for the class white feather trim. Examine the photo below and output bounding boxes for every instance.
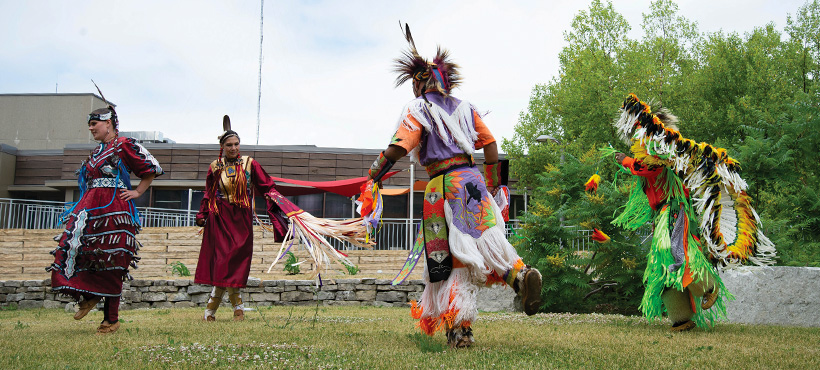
[418,267,478,326]
[718,188,738,245]
[394,99,479,164]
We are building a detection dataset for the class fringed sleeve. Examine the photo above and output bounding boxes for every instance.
[117,137,164,178]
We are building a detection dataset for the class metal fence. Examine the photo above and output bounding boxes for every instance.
[1,197,599,251]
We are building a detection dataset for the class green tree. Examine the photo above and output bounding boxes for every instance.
[505,0,820,315]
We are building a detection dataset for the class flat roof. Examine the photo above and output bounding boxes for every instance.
[0,93,115,107]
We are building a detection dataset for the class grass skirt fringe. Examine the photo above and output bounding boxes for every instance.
[640,207,732,329]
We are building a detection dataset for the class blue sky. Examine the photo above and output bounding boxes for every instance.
[0,0,809,150]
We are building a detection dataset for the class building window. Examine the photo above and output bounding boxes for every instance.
[153,189,191,210]
[324,193,353,219]
[286,193,323,217]
[382,194,408,219]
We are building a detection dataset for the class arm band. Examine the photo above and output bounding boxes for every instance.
[484,162,500,188]
[369,151,395,183]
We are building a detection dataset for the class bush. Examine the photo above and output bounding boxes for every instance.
[284,252,300,275]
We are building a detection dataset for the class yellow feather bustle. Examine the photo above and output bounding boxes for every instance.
[613,94,776,270]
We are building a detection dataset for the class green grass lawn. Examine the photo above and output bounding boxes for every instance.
[1,305,818,369]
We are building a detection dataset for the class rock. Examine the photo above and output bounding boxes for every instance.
[336,291,357,301]
[5,293,24,302]
[148,286,179,293]
[24,292,45,300]
[375,291,406,303]
[18,300,43,309]
[249,293,280,302]
[190,293,210,304]
[65,303,76,313]
[130,280,152,287]
[168,292,190,302]
[141,292,167,302]
[335,278,361,284]
[174,302,196,308]
[356,290,376,301]
[151,302,173,308]
[373,301,394,307]
[281,290,314,302]
[476,284,516,312]
[246,277,262,287]
[284,280,313,286]
[187,285,213,294]
[173,279,191,287]
[43,300,62,309]
[722,266,820,327]
[263,286,285,293]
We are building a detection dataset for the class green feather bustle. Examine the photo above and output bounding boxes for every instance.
[617,168,732,329]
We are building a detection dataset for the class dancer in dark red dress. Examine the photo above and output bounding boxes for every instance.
[49,106,163,334]
[194,118,287,321]
[196,117,372,321]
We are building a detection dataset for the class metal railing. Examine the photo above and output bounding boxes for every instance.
[1,197,607,251]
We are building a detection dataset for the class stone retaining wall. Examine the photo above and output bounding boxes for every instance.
[0,278,428,311]
[0,227,421,281]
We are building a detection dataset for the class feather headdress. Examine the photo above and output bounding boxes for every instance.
[613,93,776,270]
[393,22,461,96]
[89,80,119,129]
[218,115,240,144]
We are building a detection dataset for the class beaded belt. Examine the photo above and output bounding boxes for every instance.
[89,178,127,189]
[425,155,474,178]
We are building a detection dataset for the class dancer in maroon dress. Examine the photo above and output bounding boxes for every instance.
[49,106,163,334]
[194,118,290,321]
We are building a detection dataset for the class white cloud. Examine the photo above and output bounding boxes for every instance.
[0,0,808,150]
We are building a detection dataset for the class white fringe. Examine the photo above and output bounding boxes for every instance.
[417,184,522,327]
[419,267,478,327]
[267,213,371,278]
[394,99,478,164]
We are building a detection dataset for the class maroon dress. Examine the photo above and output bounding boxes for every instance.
[49,137,164,297]
[194,157,288,288]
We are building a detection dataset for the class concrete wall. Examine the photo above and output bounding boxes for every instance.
[0,94,108,150]
[722,266,820,327]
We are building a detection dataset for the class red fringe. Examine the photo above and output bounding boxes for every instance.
[232,161,251,208]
